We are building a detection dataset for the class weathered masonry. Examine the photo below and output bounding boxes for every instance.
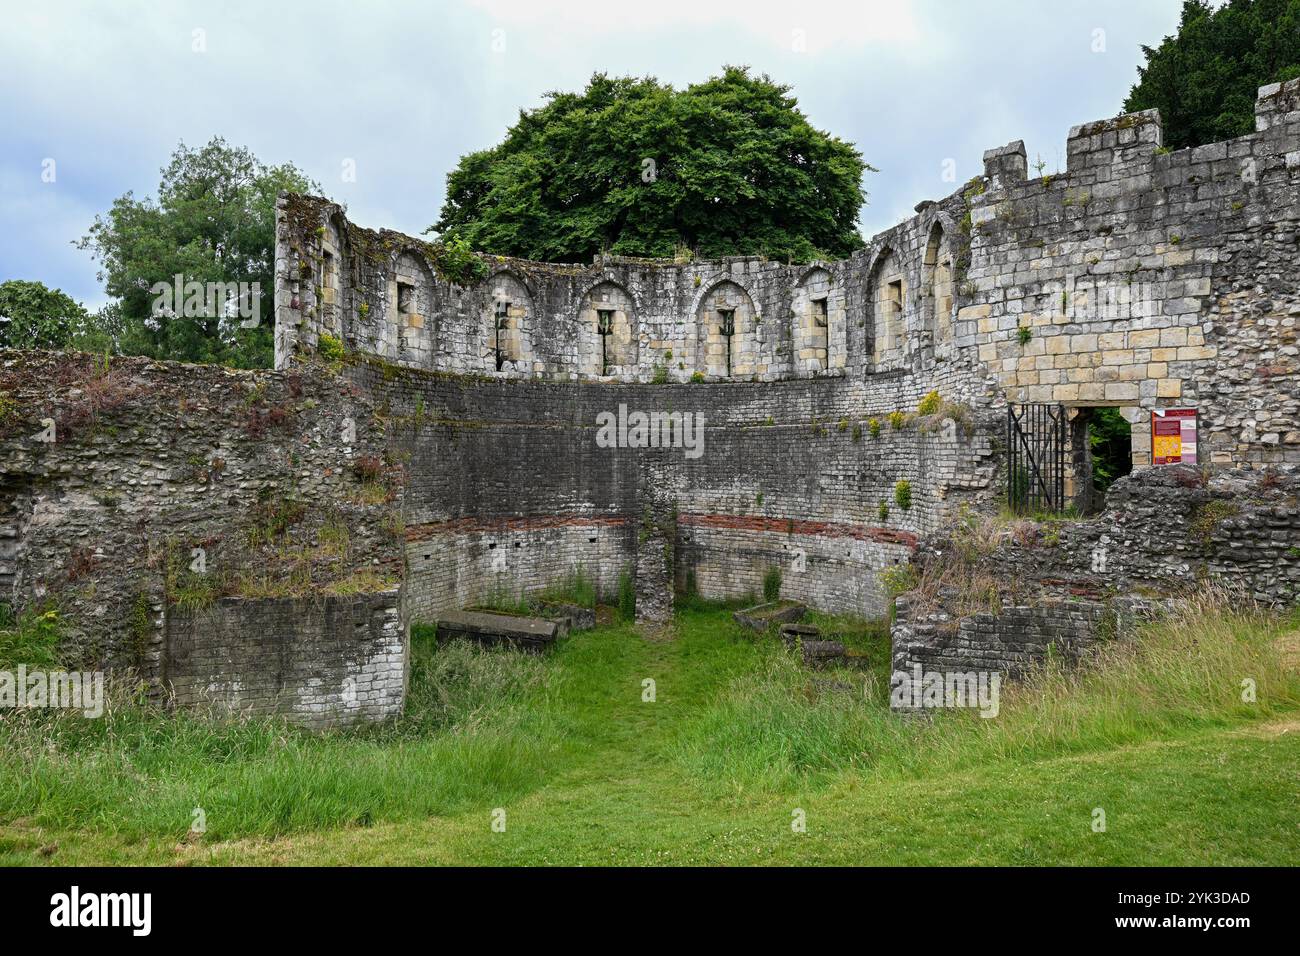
[279,80,1300,474]
[2,81,1297,726]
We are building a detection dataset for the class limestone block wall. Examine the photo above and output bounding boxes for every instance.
[962,79,1300,468]
[274,196,980,397]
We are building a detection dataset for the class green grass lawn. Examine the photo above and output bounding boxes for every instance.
[1,600,1297,866]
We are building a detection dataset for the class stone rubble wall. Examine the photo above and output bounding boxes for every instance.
[0,352,408,728]
[890,464,1300,707]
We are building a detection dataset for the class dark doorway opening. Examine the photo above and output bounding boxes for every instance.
[1071,407,1132,513]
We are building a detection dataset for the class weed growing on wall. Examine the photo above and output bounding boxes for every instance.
[617,571,637,621]
[895,480,913,510]
[763,567,783,602]
[0,603,64,669]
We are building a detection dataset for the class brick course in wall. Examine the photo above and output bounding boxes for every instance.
[346,358,999,623]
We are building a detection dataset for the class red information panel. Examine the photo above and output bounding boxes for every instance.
[1151,408,1198,465]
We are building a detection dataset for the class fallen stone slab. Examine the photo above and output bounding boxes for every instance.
[464,605,570,638]
[779,622,821,647]
[437,610,560,652]
[801,639,846,669]
[734,600,806,633]
[536,601,596,632]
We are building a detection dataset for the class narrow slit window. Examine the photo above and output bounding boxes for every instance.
[493,299,512,370]
[596,308,615,375]
[812,298,828,327]
[397,282,416,315]
[886,280,903,316]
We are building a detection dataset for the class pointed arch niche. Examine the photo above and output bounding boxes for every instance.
[578,281,637,377]
[869,248,907,370]
[389,250,436,363]
[483,272,535,375]
[695,280,757,378]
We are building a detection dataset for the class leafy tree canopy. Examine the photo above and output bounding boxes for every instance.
[1125,0,1300,150]
[0,279,92,350]
[78,138,319,369]
[430,67,872,263]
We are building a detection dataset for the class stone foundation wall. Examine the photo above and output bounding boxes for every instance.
[166,590,406,729]
[891,598,1113,682]
[889,464,1300,707]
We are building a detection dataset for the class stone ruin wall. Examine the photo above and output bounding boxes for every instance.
[276,80,1299,706]
[892,464,1300,686]
[278,79,1300,475]
[347,360,998,624]
[0,352,408,728]
[272,80,1299,635]
[3,81,1298,727]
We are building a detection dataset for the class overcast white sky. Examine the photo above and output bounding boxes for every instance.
[0,0,1185,310]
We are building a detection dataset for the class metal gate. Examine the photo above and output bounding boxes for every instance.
[1007,403,1066,513]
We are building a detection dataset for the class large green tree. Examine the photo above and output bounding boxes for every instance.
[431,67,872,263]
[78,138,319,369]
[1125,0,1300,150]
[0,280,91,350]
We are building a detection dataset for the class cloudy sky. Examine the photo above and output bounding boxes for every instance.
[0,0,1185,310]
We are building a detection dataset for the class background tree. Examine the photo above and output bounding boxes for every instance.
[0,279,91,350]
[1125,0,1300,150]
[431,67,872,263]
[78,138,320,369]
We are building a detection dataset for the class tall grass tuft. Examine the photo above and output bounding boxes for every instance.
[0,628,561,841]
[674,597,1300,793]
[617,570,636,621]
[762,566,783,602]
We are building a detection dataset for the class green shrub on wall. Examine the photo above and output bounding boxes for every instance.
[895,479,913,510]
